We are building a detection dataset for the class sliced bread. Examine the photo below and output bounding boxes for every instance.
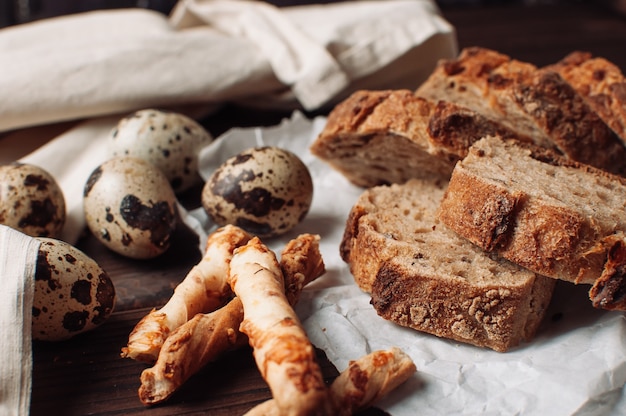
[437,136,626,311]
[547,50,626,147]
[340,178,555,352]
[310,89,523,188]
[416,47,626,176]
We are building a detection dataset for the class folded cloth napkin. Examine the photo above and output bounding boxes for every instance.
[0,0,457,132]
[0,226,39,416]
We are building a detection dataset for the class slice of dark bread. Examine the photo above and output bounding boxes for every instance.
[310,89,523,188]
[416,47,626,176]
[340,178,555,352]
[437,136,626,311]
[547,50,626,147]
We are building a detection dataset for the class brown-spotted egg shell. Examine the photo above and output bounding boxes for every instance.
[201,146,313,238]
[0,162,66,238]
[83,157,178,259]
[108,109,213,194]
[33,238,115,341]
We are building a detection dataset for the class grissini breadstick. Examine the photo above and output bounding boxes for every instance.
[121,225,251,363]
[244,347,417,416]
[280,234,325,306]
[230,237,329,416]
[138,234,326,405]
[328,347,416,415]
[139,297,247,404]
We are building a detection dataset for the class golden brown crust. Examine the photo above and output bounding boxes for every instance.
[428,100,524,158]
[548,51,626,147]
[438,137,626,310]
[417,47,626,176]
[311,89,526,188]
[515,68,626,176]
[341,178,554,351]
[311,89,451,187]
[370,261,544,353]
[437,167,520,252]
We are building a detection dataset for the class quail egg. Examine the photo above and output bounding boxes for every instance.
[83,157,178,259]
[202,146,313,238]
[33,237,115,341]
[108,109,213,194]
[0,162,66,238]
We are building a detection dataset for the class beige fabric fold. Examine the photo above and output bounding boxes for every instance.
[0,0,457,133]
[0,226,40,416]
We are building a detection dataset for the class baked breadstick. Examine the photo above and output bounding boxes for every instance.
[138,234,325,405]
[244,347,417,416]
[230,237,329,416]
[328,347,416,415]
[121,225,251,363]
[139,297,247,404]
[280,234,325,306]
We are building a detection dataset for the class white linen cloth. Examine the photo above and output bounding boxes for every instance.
[0,0,457,133]
[0,226,40,416]
[0,1,458,414]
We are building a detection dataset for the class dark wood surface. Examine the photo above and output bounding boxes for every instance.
[3,1,625,415]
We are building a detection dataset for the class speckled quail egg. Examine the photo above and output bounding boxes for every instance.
[33,237,115,341]
[201,146,313,238]
[83,156,178,259]
[0,162,66,238]
[108,109,213,194]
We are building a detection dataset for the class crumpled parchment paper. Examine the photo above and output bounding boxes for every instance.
[191,111,626,416]
[10,109,626,416]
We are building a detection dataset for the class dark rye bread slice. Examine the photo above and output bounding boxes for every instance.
[547,50,626,147]
[310,89,522,188]
[437,136,626,311]
[416,47,626,176]
[340,178,555,352]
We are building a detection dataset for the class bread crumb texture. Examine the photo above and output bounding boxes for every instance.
[342,178,554,352]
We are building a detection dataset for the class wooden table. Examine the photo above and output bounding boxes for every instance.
[1,1,625,415]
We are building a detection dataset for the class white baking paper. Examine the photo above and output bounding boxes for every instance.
[192,112,626,416]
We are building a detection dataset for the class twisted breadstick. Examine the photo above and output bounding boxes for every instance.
[121,225,251,363]
[328,347,416,415]
[230,237,329,416]
[244,347,416,416]
[138,234,325,405]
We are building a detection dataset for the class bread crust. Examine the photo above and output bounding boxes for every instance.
[548,51,626,147]
[371,260,544,353]
[311,89,525,188]
[341,178,555,352]
[417,47,626,176]
[438,136,626,310]
[311,89,452,187]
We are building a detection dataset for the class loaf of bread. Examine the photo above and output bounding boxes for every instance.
[416,47,626,177]
[547,50,626,147]
[310,89,522,188]
[437,136,626,311]
[340,178,555,352]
